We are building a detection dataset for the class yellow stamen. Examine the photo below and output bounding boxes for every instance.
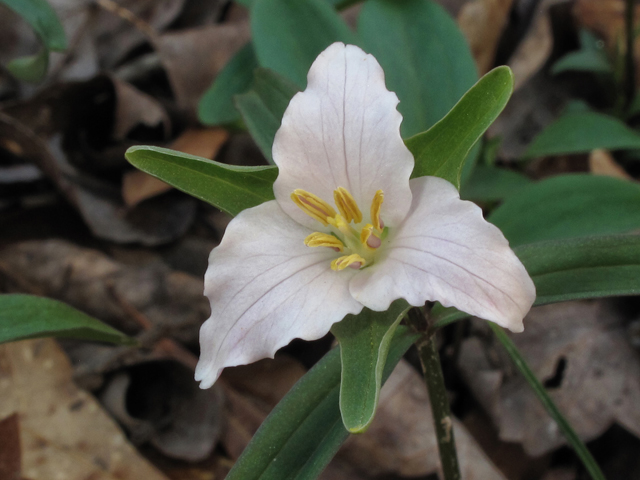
[304,232,344,252]
[331,254,366,271]
[360,224,381,250]
[291,189,337,226]
[370,190,384,231]
[333,187,362,224]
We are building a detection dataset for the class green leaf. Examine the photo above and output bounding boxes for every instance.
[517,235,640,305]
[551,49,612,75]
[0,294,135,345]
[7,48,49,83]
[251,0,356,88]
[198,43,258,126]
[1,0,67,82]
[226,326,419,480]
[359,0,478,138]
[551,30,611,75]
[461,165,533,202]
[488,174,640,246]
[124,146,278,216]
[235,68,300,163]
[1,0,67,51]
[489,323,606,480]
[523,111,640,159]
[405,66,514,189]
[331,300,410,433]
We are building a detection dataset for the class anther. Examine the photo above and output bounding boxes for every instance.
[334,187,363,224]
[370,190,384,231]
[304,232,344,252]
[331,254,366,271]
[291,189,337,226]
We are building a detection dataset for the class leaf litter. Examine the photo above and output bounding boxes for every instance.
[1,0,640,478]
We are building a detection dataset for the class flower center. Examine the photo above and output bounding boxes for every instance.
[291,187,385,271]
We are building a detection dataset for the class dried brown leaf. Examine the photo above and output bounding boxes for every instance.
[589,148,633,180]
[112,78,170,141]
[100,362,224,462]
[459,301,640,456]
[0,339,169,480]
[458,0,514,74]
[122,171,173,206]
[170,128,229,159]
[508,0,556,91]
[155,22,250,114]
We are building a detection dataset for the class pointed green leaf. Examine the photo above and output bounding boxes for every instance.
[235,68,300,163]
[7,48,49,83]
[198,43,258,126]
[405,66,514,188]
[523,111,640,159]
[488,174,640,246]
[2,0,67,82]
[1,0,67,51]
[517,235,640,305]
[551,29,611,75]
[251,0,356,88]
[125,146,277,216]
[359,0,478,138]
[226,326,419,480]
[551,49,612,75]
[0,294,135,345]
[331,300,410,433]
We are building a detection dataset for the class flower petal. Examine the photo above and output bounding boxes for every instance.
[350,177,535,332]
[272,42,414,230]
[195,200,363,388]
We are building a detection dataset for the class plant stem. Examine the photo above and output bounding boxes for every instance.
[417,332,461,480]
[625,0,636,107]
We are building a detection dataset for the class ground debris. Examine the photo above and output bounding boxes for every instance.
[459,300,640,456]
[0,338,170,480]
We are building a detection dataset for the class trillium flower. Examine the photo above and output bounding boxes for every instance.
[195,43,535,389]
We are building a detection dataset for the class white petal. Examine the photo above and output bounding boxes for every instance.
[195,200,363,388]
[273,42,414,230]
[350,177,535,332]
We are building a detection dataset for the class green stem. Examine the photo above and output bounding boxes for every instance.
[489,322,606,480]
[417,333,461,480]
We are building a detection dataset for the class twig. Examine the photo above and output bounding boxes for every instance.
[95,0,159,43]
[107,284,198,370]
[625,0,636,107]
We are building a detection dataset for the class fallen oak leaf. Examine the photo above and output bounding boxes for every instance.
[0,339,170,480]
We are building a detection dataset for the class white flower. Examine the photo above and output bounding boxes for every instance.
[195,43,535,388]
